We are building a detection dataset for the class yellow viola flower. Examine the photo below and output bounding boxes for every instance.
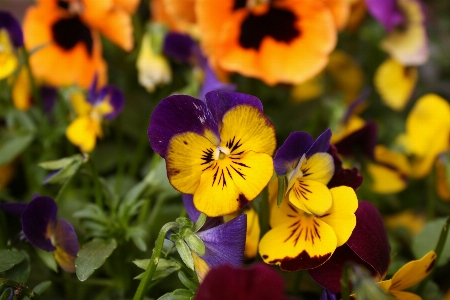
[384,210,425,235]
[259,185,358,271]
[11,67,32,111]
[367,145,411,194]
[291,74,325,103]
[399,94,450,178]
[148,91,276,217]
[243,207,260,259]
[66,78,124,153]
[378,251,437,299]
[375,58,418,111]
[0,11,23,80]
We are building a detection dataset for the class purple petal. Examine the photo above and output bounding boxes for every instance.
[40,86,58,115]
[319,289,338,300]
[334,121,378,159]
[199,64,236,100]
[309,202,390,292]
[205,91,263,126]
[364,0,405,31]
[273,132,314,175]
[196,214,246,268]
[183,194,223,230]
[305,128,332,157]
[87,73,99,103]
[196,263,285,300]
[343,88,371,124]
[327,145,363,190]
[148,94,219,157]
[53,218,79,272]
[163,32,197,64]
[0,11,23,47]
[0,202,28,217]
[97,85,125,119]
[21,196,57,252]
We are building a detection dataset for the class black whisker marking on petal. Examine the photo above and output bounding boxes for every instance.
[231,161,250,168]
[288,203,297,213]
[221,169,227,188]
[226,167,233,180]
[230,165,246,180]
[212,167,219,186]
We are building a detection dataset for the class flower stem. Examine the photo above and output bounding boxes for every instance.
[89,159,103,208]
[340,264,351,300]
[133,222,179,300]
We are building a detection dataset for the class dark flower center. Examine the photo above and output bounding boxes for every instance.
[233,0,247,10]
[57,0,70,10]
[239,6,300,50]
[52,16,93,56]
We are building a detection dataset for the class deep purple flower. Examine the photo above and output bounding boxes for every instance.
[87,74,124,119]
[195,263,285,300]
[327,145,363,190]
[163,32,235,99]
[0,11,23,47]
[0,196,79,273]
[334,121,378,160]
[364,0,405,32]
[308,201,391,293]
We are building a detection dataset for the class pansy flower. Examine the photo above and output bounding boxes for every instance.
[195,263,285,300]
[0,196,79,273]
[365,0,428,65]
[274,129,334,215]
[182,195,246,282]
[196,0,349,85]
[378,251,436,299]
[151,0,198,37]
[308,201,391,292]
[163,32,235,99]
[22,0,139,88]
[259,180,358,271]
[148,91,276,217]
[397,94,450,178]
[0,10,23,80]
[66,76,124,153]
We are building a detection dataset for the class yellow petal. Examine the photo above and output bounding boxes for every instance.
[378,279,392,291]
[244,207,261,259]
[389,291,422,300]
[192,250,210,283]
[375,58,418,111]
[12,68,32,111]
[54,246,76,273]
[259,215,337,271]
[291,73,324,102]
[70,92,92,116]
[390,251,437,292]
[0,29,19,80]
[165,132,216,194]
[331,115,365,144]
[289,179,332,216]
[318,186,358,246]
[194,151,273,217]
[219,105,276,156]
[66,116,100,153]
[300,152,335,184]
[367,163,408,194]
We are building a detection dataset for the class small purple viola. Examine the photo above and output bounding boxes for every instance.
[0,10,23,80]
[308,201,391,293]
[0,196,79,273]
[364,0,404,32]
[195,263,285,300]
[182,194,247,281]
[163,32,235,99]
[0,10,23,48]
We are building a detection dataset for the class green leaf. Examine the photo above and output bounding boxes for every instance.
[157,289,194,300]
[133,258,181,280]
[0,132,34,165]
[175,238,194,271]
[43,160,82,184]
[193,213,207,232]
[38,154,83,170]
[32,281,52,295]
[75,238,117,281]
[178,271,198,292]
[184,233,205,256]
[0,250,25,272]
[5,251,30,283]
[35,248,58,273]
[412,217,450,266]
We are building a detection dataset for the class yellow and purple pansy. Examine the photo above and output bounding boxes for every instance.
[182,195,246,282]
[259,180,358,271]
[0,196,79,273]
[66,76,124,153]
[148,91,276,217]
[0,10,23,80]
[274,129,334,215]
[309,201,391,292]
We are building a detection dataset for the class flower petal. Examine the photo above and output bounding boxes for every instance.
[21,196,57,252]
[196,214,246,268]
[0,10,24,47]
[274,132,314,175]
[163,32,197,64]
[0,202,28,217]
[327,145,363,190]
[334,121,378,159]
[53,218,79,273]
[306,129,332,157]
[66,116,101,153]
[182,194,223,230]
[243,207,260,259]
[205,91,264,128]
[199,64,236,100]
[288,179,332,216]
[260,215,336,271]
[389,251,436,292]
[195,263,285,300]
[364,0,404,31]
[96,85,125,119]
[148,95,219,158]
[319,186,357,246]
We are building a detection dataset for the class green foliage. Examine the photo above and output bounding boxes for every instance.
[75,238,117,281]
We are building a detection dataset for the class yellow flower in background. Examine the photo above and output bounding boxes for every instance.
[0,163,15,190]
[384,210,425,235]
[375,58,418,111]
[66,78,124,153]
[291,74,324,103]
[0,11,23,80]
[330,115,365,144]
[378,251,436,299]
[398,94,450,178]
[436,157,450,201]
[367,145,411,194]
[243,207,260,259]
[11,67,32,111]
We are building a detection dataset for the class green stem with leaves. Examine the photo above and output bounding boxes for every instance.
[133,222,180,300]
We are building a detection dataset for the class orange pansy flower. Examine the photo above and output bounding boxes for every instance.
[23,0,138,88]
[196,0,348,85]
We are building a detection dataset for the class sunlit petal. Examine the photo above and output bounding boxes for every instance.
[289,179,332,216]
[66,116,101,153]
